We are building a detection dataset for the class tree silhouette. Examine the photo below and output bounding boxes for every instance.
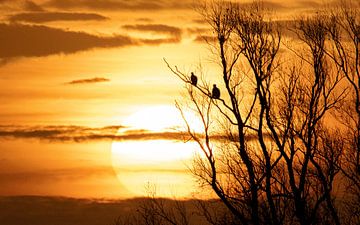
[324,2,360,224]
[165,1,357,225]
[115,1,360,225]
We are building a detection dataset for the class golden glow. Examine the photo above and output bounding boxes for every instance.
[122,105,204,133]
[111,140,199,198]
[123,105,182,131]
[111,106,203,198]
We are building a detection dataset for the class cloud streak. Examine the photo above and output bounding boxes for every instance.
[193,35,216,43]
[0,125,264,143]
[8,12,108,23]
[0,166,115,183]
[123,24,182,37]
[45,0,193,11]
[66,77,110,85]
[0,23,136,58]
[0,125,186,142]
[0,23,181,60]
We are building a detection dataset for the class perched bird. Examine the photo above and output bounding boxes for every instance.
[212,84,220,99]
[190,72,198,86]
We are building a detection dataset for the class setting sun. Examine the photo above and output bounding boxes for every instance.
[111,140,199,197]
[111,106,202,197]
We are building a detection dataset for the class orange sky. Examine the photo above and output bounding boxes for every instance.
[0,0,330,199]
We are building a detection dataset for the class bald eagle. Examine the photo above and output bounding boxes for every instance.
[212,84,220,99]
[191,72,197,86]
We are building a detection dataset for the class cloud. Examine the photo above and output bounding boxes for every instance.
[8,12,108,23]
[0,125,187,142]
[0,23,182,60]
[23,0,44,11]
[192,18,207,24]
[122,24,182,37]
[187,27,210,34]
[0,196,132,225]
[0,196,202,225]
[193,35,216,43]
[0,124,264,143]
[65,77,110,85]
[0,166,115,183]
[0,23,137,59]
[139,38,181,45]
[191,19,301,44]
[122,24,182,44]
[45,0,193,11]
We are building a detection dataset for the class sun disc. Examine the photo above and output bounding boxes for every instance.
[111,105,204,198]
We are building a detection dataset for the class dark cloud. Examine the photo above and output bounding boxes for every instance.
[0,125,188,142]
[0,196,134,225]
[45,0,193,11]
[0,166,114,183]
[192,18,207,24]
[8,12,108,23]
[187,27,209,34]
[193,35,216,43]
[0,23,136,59]
[139,37,181,45]
[0,124,263,142]
[66,77,110,85]
[187,27,211,39]
[0,23,180,60]
[122,24,182,37]
[0,196,202,225]
[23,0,44,11]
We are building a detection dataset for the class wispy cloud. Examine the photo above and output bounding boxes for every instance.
[8,12,108,23]
[193,35,216,43]
[122,23,182,45]
[139,37,181,45]
[44,0,193,11]
[0,124,263,142]
[0,125,187,142]
[123,24,182,37]
[192,18,206,24]
[65,77,110,85]
[0,166,115,183]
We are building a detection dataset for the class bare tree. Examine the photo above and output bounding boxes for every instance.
[167,1,348,225]
[113,1,360,225]
[324,1,360,224]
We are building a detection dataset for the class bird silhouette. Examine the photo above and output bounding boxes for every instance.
[190,72,197,86]
[212,84,220,99]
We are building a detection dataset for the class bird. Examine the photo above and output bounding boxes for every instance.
[212,84,220,99]
[190,72,197,86]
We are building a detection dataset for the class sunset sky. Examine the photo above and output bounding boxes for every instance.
[0,0,327,200]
